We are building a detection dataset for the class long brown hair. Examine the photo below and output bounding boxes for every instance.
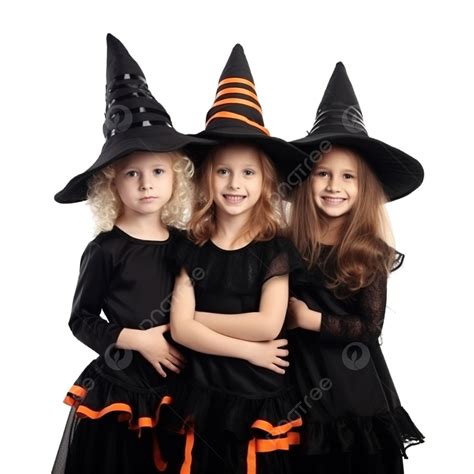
[188,143,285,246]
[288,146,396,298]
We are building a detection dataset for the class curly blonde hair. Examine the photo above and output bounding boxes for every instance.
[87,151,194,234]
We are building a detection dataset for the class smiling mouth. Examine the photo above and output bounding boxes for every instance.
[322,196,346,204]
[223,194,247,203]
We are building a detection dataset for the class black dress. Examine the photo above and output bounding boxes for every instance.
[167,236,304,474]
[288,244,425,474]
[52,225,185,474]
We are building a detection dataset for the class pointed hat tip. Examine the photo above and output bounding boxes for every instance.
[105,33,145,83]
[106,33,125,51]
[232,43,245,54]
[226,43,248,64]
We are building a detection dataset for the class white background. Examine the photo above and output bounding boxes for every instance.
[1,1,471,472]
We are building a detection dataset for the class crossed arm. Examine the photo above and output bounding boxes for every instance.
[170,268,290,373]
[287,270,388,344]
[193,274,290,341]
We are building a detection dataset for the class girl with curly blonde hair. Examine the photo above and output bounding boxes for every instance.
[88,150,194,234]
[52,34,213,474]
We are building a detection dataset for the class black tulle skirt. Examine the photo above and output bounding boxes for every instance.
[287,328,425,474]
[165,351,303,474]
[52,354,182,474]
[289,443,404,474]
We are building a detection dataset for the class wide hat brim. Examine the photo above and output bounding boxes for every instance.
[291,132,424,202]
[190,127,311,190]
[54,127,214,203]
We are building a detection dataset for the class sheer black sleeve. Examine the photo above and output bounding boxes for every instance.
[262,237,304,284]
[320,270,388,345]
[68,242,123,355]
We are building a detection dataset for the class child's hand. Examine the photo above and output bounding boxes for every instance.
[286,297,309,329]
[137,324,186,377]
[246,339,289,374]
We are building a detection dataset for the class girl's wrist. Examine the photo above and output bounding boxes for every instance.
[116,328,143,351]
[301,308,322,331]
[240,340,255,362]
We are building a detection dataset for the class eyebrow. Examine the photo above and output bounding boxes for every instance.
[124,162,170,168]
[316,166,356,173]
[216,163,257,168]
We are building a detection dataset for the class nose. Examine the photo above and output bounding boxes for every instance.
[326,176,341,192]
[228,173,241,190]
[139,173,153,191]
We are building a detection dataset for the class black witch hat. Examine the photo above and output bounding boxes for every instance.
[54,34,213,203]
[190,44,308,186]
[291,62,424,201]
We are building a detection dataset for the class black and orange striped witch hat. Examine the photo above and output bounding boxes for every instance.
[190,44,308,185]
[54,34,214,204]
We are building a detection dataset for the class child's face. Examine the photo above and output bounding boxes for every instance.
[211,145,263,221]
[113,151,174,218]
[310,147,359,220]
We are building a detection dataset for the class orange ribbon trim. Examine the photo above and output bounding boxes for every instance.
[251,417,303,435]
[218,77,256,90]
[215,87,260,102]
[246,418,302,474]
[179,423,195,474]
[63,384,173,431]
[211,98,263,114]
[255,431,301,452]
[66,384,87,400]
[246,437,257,473]
[152,430,168,472]
[63,384,173,471]
[206,111,270,136]
[175,417,301,474]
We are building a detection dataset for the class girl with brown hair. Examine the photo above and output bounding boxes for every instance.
[286,62,426,474]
